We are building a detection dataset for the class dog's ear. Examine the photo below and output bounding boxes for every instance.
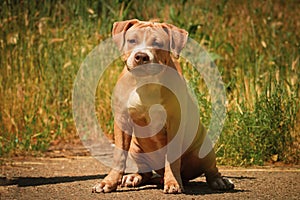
[112,19,139,51]
[162,24,188,59]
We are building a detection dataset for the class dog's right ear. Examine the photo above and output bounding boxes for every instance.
[112,19,139,51]
[161,23,188,59]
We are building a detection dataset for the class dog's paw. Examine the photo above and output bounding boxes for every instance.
[92,180,118,193]
[208,177,234,190]
[163,180,184,194]
[92,170,122,193]
[121,173,143,187]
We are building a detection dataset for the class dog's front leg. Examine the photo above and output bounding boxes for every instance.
[164,158,183,194]
[163,116,184,194]
[93,122,132,193]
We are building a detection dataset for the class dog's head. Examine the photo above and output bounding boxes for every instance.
[112,19,188,74]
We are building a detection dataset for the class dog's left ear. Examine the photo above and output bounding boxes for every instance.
[162,24,188,59]
[112,19,139,51]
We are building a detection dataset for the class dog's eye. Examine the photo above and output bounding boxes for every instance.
[127,39,137,44]
[152,41,163,48]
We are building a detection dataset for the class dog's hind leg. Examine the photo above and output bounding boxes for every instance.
[181,147,234,190]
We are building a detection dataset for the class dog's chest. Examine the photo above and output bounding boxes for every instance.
[127,84,162,111]
[127,85,167,145]
[126,84,166,127]
[127,90,143,109]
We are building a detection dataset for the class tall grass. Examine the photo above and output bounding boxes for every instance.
[1,0,299,165]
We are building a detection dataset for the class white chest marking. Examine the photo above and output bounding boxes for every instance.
[127,89,143,109]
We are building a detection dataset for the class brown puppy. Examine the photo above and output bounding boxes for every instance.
[92,19,234,194]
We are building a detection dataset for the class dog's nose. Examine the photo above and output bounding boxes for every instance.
[134,52,150,65]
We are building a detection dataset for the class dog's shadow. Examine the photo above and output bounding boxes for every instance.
[0,174,106,187]
[117,176,251,195]
[185,175,253,195]
[183,181,245,195]
[1,174,249,195]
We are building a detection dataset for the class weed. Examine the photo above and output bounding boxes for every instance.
[0,0,299,165]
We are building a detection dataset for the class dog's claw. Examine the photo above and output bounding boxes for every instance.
[92,180,118,193]
[163,182,183,194]
[121,174,143,187]
[208,177,234,190]
[92,183,103,193]
[92,183,102,193]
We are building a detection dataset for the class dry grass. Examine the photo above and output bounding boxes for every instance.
[0,0,299,165]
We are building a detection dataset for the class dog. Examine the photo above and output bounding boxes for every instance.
[92,19,234,194]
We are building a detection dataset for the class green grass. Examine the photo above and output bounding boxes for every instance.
[0,0,299,165]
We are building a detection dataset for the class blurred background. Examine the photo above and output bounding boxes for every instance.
[0,0,299,166]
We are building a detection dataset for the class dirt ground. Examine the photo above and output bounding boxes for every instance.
[1,144,299,200]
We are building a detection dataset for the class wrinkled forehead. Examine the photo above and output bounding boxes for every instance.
[125,22,169,40]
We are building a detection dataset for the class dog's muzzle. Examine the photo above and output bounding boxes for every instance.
[126,49,164,76]
[134,52,150,65]
[130,63,164,77]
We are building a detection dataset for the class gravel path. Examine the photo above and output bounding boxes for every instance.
[1,156,299,200]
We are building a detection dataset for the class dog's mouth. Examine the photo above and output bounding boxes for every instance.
[128,63,165,77]
[125,49,166,76]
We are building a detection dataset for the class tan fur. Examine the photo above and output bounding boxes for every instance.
[92,19,234,194]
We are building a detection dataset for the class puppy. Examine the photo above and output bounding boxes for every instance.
[92,19,234,194]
